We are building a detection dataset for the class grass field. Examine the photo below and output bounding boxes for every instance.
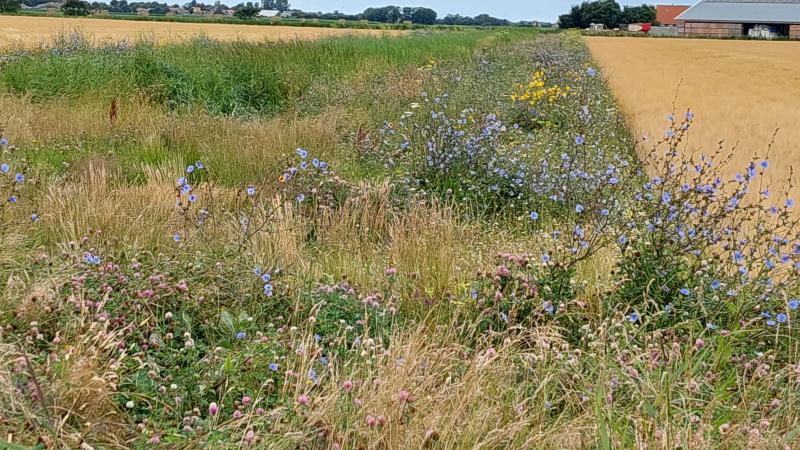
[585,37,800,186]
[0,15,404,48]
[2,27,800,449]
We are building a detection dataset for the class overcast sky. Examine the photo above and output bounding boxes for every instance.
[289,1,695,22]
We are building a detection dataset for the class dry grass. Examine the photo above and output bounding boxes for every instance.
[585,37,800,190]
[0,15,404,49]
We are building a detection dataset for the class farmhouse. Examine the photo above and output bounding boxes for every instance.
[677,0,800,39]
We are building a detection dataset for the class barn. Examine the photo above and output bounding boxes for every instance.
[677,0,800,39]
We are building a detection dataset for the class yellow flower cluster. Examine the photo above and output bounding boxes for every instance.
[510,71,572,106]
[418,58,438,71]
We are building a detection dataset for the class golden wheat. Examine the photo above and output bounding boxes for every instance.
[585,37,800,193]
[0,15,403,49]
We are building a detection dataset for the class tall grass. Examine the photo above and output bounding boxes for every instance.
[0,29,534,115]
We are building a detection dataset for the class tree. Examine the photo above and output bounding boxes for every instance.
[0,0,22,12]
[261,0,288,10]
[622,4,655,24]
[410,7,436,24]
[62,0,91,15]
[362,5,402,23]
[558,0,623,29]
[234,2,258,19]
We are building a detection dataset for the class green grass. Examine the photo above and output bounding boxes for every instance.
[0,29,536,116]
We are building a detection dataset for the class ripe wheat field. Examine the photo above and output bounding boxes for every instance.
[0,15,402,48]
[586,37,800,189]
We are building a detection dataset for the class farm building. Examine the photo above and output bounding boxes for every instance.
[677,0,800,39]
[656,5,690,26]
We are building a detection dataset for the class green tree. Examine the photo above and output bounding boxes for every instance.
[622,4,656,23]
[0,0,22,12]
[62,0,91,15]
[410,7,436,24]
[362,5,402,23]
[558,0,623,29]
[234,2,258,19]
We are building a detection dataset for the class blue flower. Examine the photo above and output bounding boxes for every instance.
[787,199,795,208]
[710,280,722,290]
[767,319,777,327]
[263,283,274,296]
[706,322,717,330]
[0,138,7,146]
[246,186,256,196]
[777,313,788,323]
[499,311,509,323]
[661,191,672,204]
[680,287,690,296]
[31,213,38,222]
[575,136,585,146]
[686,111,694,120]
[173,233,181,242]
[760,160,768,169]
[575,204,585,213]
[177,176,187,186]
[236,331,246,340]
[186,165,195,173]
[14,173,24,183]
[297,194,305,203]
[618,235,628,245]
[320,356,329,366]
[269,362,279,371]
[7,196,17,204]
[261,273,271,282]
[628,312,640,323]
[529,211,539,221]
[188,194,198,203]
[0,163,8,174]
[84,253,101,265]
[541,254,550,263]
[586,67,597,77]
[789,299,799,310]
[312,158,320,168]
[296,148,308,159]
[319,161,328,170]
[195,161,204,169]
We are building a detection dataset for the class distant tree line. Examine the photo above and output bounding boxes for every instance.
[558,0,656,29]
[7,0,526,27]
[438,13,509,26]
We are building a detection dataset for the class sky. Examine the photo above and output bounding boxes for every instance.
[289,0,695,23]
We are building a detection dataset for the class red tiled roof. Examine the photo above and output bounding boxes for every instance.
[656,5,691,25]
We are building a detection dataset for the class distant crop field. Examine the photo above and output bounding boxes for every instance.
[0,15,403,48]
[586,37,800,185]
